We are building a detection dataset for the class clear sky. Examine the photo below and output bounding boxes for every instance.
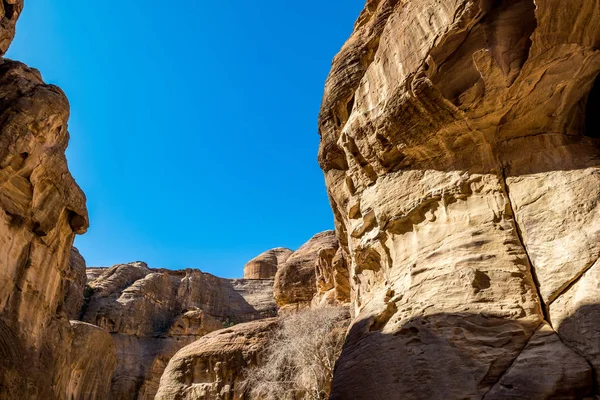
[7,1,365,277]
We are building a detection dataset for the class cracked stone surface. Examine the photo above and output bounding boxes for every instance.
[319,0,600,398]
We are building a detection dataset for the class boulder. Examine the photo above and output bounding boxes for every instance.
[155,318,278,400]
[243,247,292,279]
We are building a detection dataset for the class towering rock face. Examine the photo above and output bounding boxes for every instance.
[83,262,277,400]
[243,247,293,279]
[0,23,116,396]
[319,0,600,398]
[156,231,350,400]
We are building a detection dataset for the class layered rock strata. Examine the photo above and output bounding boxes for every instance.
[83,262,277,400]
[156,231,350,399]
[319,0,600,398]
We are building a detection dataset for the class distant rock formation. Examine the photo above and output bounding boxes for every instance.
[156,231,351,399]
[82,262,277,399]
[243,247,292,279]
[318,0,600,398]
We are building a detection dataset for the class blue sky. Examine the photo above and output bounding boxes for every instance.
[7,1,365,277]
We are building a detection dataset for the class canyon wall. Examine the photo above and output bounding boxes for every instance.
[155,231,350,399]
[0,2,117,397]
[82,262,277,399]
[319,0,600,398]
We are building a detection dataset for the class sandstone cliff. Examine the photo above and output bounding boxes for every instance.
[274,230,350,312]
[155,232,349,399]
[0,3,118,395]
[319,0,600,398]
[82,262,277,400]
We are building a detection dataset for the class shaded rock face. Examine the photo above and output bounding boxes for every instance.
[83,262,277,400]
[155,318,278,400]
[243,247,293,279]
[65,321,117,400]
[274,230,349,312]
[0,51,114,397]
[319,0,600,398]
[62,246,87,319]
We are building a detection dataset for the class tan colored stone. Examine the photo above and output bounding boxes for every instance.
[243,247,292,279]
[155,318,278,400]
[61,247,87,320]
[550,259,600,386]
[0,1,23,55]
[319,0,600,397]
[0,57,115,399]
[64,321,117,400]
[484,323,592,399]
[83,264,277,399]
[274,230,339,309]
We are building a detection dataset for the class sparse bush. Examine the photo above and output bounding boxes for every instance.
[243,307,350,400]
[223,318,237,328]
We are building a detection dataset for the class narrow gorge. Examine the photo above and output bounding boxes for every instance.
[0,0,599,399]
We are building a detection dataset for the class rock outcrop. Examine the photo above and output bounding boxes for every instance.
[243,247,292,279]
[274,230,349,311]
[0,14,116,395]
[62,246,87,319]
[83,262,277,400]
[319,0,600,398]
[0,0,22,55]
[155,318,278,400]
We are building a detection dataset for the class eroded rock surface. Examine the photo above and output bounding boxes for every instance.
[319,0,600,398]
[0,1,22,55]
[83,262,277,400]
[274,230,346,311]
[0,55,114,398]
[155,318,278,400]
[243,247,292,279]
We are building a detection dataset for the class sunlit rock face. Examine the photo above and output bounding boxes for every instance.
[0,55,115,398]
[319,0,600,398]
[155,318,278,400]
[243,247,293,279]
[82,263,277,400]
[274,230,350,312]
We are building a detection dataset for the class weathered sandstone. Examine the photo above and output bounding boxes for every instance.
[274,230,345,311]
[83,262,277,399]
[0,0,22,55]
[0,54,114,398]
[62,246,87,319]
[319,0,600,398]
[243,247,292,279]
[155,318,278,400]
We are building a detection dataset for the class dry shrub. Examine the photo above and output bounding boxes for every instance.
[243,307,350,400]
